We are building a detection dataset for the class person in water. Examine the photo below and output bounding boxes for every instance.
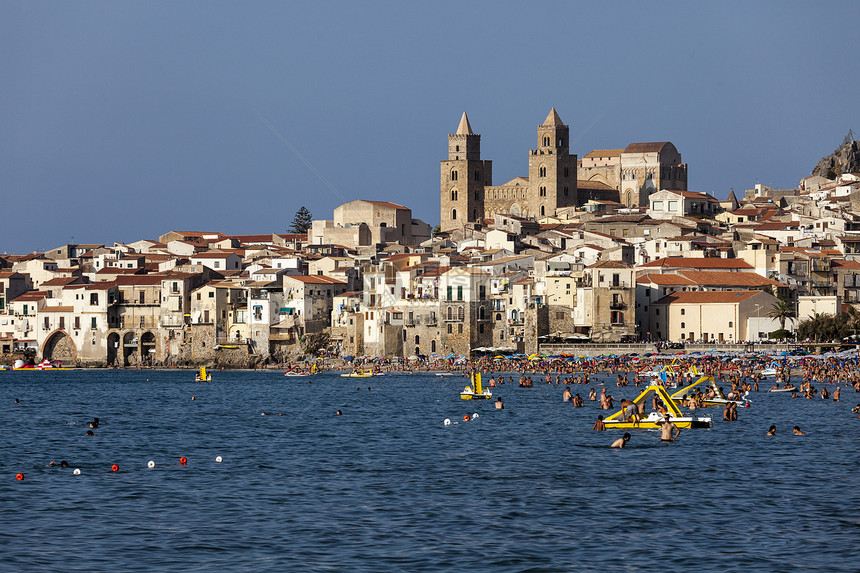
[562,387,572,402]
[660,418,680,442]
[89,417,99,429]
[592,415,605,431]
[766,425,776,436]
[611,433,631,448]
[86,430,95,436]
[793,426,806,435]
[495,397,504,410]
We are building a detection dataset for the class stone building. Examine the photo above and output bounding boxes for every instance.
[440,109,579,230]
[578,142,687,207]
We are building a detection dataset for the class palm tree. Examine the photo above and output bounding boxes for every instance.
[767,299,796,332]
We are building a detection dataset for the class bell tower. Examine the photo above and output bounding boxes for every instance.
[528,108,578,218]
[440,113,492,230]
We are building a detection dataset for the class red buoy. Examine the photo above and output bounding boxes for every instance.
[463,414,470,422]
[179,457,187,465]
[111,464,119,472]
[16,473,24,481]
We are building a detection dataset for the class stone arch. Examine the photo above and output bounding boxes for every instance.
[42,330,76,363]
[510,204,521,216]
[141,331,156,366]
[122,331,138,366]
[107,332,120,366]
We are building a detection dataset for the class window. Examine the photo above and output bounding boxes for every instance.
[479,307,485,320]
[680,322,685,329]
[447,324,452,334]
[539,186,546,197]
[539,166,546,177]
[479,323,484,334]
[415,335,420,344]
[652,201,663,211]
[214,261,220,269]
[451,190,458,201]
[540,206,545,216]
[74,316,80,330]
[197,293,201,301]
[564,167,569,177]
[479,285,486,300]
[457,286,463,301]
[564,186,569,196]
[90,293,98,305]
[447,286,453,301]
[458,306,465,321]
[451,170,458,181]
[452,209,457,220]
[447,306,453,321]
[728,321,733,327]
[91,317,97,328]
[668,201,678,212]
[655,308,660,316]
[458,324,463,334]
[681,308,685,315]
[474,170,480,181]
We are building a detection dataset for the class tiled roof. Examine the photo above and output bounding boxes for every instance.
[677,270,785,288]
[636,273,697,286]
[639,257,754,270]
[653,290,763,305]
[623,142,671,154]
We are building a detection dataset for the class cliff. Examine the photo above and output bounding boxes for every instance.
[812,131,860,179]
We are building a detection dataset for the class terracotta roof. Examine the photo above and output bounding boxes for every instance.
[623,142,671,154]
[587,261,632,269]
[677,270,785,288]
[637,273,697,286]
[653,290,764,305]
[831,260,860,269]
[582,149,624,159]
[639,257,754,270]
[363,200,408,210]
[192,252,240,259]
[40,306,74,313]
[41,277,81,287]
[11,291,48,302]
[283,275,346,285]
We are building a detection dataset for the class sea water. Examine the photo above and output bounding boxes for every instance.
[1,370,858,571]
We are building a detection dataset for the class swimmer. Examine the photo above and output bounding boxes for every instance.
[191,396,196,401]
[495,397,504,410]
[793,426,805,435]
[562,387,572,402]
[14,398,19,404]
[592,415,606,431]
[86,430,95,436]
[89,417,99,428]
[336,410,342,415]
[610,433,631,448]
[766,425,776,436]
[660,419,680,442]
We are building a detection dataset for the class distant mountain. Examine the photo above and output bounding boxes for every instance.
[812,131,860,179]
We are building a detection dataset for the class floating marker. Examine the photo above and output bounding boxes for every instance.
[16,473,24,481]
[463,414,470,422]
[73,469,81,475]
[179,457,187,465]
[147,460,156,468]
[472,413,479,419]
[215,456,222,463]
[444,418,451,426]
[111,464,119,472]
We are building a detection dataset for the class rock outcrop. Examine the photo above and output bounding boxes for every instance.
[812,131,860,179]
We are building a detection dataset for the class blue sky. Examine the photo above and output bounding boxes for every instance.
[2,1,859,253]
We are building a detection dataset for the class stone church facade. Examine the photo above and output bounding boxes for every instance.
[440,109,579,230]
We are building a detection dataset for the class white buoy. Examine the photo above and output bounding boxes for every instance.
[472,413,479,419]
[215,456,222,463]
[147,460,156,468]
[73,468,81,475]
[444,418,451,426]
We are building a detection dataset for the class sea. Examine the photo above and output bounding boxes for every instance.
[2,369,858,572]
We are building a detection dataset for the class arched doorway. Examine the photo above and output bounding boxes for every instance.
[42,331,76,364]
[141,331,156,366]
[107,332,120,366]
[123,332,138,366]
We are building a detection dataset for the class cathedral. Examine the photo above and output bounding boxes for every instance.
[440,109,687,228]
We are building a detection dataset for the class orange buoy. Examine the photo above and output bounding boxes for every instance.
[16,473,24,481]
[111,464,119,472]
[179,457,187,465]
[463,414,470,422]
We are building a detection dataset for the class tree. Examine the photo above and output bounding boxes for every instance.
[797,313,849,342]
[289,206,313,234]
[766,300,796,332]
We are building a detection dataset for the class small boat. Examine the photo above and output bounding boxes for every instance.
[603,383,712,429]
[285,363,317,377]
[768,386,799,393]
[460,371,492,400]
[195,366,212,382]
[12,359,72,371]
[671,374,750,407]
[760,362,781,377]
[341,369,375,378]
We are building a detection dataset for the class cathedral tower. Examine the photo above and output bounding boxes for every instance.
[440,113,492,230]
[527,108,579,217]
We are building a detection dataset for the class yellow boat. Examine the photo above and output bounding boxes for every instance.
[603,383,711,429]
[195,366,212,382]
[341,369,374,378]
[460,372,492,400]
[670,373,749,407]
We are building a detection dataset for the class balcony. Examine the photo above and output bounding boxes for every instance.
[609,301,626,309]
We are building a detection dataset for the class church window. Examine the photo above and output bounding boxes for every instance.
[564,186,569,196]
[474,170,480,181]
[455,145,460,152]
[458,306,465,321]
[479,307,485,320]
[451,190,458,201]
[540,205,545,216]
[474,190,479,200]
[451,170,458,181]
[543,136,550,146]
[452,208,457,220]
[447,306,453,320]
[564,167,569,177]
[557,138,564,147]
[472,209,477,220]
[539,167,546,177]
[539,186,546,197]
